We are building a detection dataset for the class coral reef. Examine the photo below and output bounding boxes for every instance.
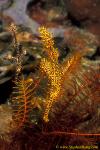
[0,24,99,150]
[0,1,99,149]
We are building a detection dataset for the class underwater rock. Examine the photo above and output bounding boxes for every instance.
[3,0,39,33]
[63,27,100,61]
[1,0,65,37]
[65,0,100,22]
[0,104,13,142]
[28,2,67,26]
[0,32,12,42]
[83,22,100,45]
[0,0,12,10]
[63,27,99,56]
[65,0,100,41]
[0,29,14,84]
[0,31,12,50]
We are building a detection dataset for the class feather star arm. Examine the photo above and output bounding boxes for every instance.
[39,27,88,122]
[39,26,59,61]
[39,27,63,122]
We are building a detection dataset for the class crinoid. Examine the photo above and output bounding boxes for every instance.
[38,26,90,122]
[11,75,39,129]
